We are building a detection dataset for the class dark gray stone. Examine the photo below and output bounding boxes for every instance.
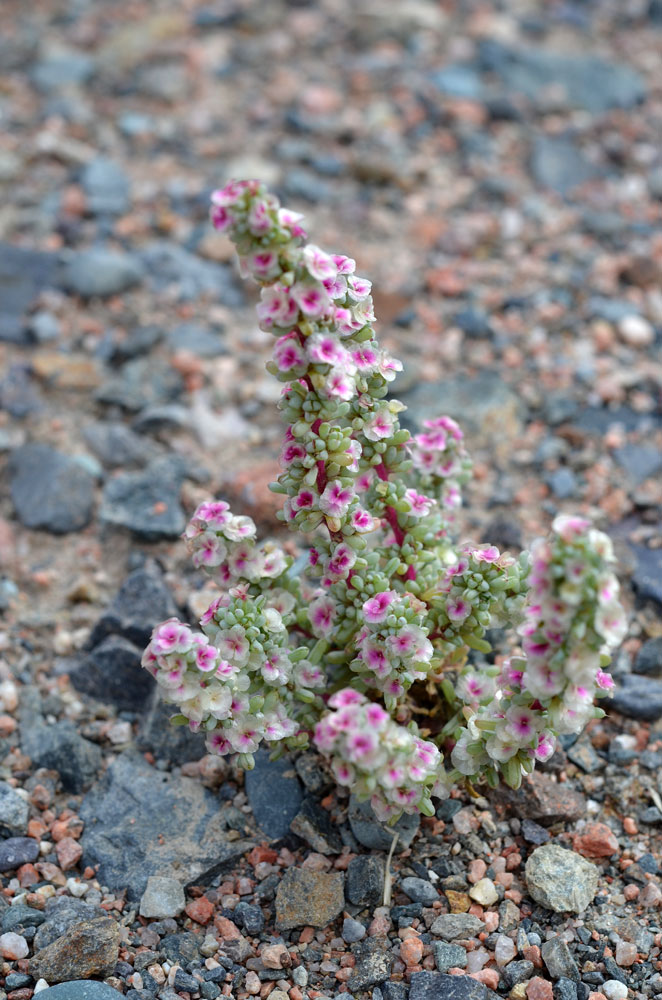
[132,404,191,435]
[233,902,264,935]
[566,739,604,774]
[62,249,144,298]
[521,819,551,845]
[2,903,46,933]
[609,674,662,721]
[525,845,598,914]
[530,137,599,195]
[502,961,536,987]
[349,937,393,990]
[33,897,108,951]
[541,937,580,981]
[0,364,43,418]
[453,308,493,339]
[70,635,155,712]
[342,916,366,943]
[346,855,385,908]
[614,446,662,486]
[83,421,154,469]
[137,695,206,766]
[31,51,95,92]
[99,459,186,540]
[37,983,123,1000]
[348,795,419,851]
[80,752,253,899]
[88,561,177,649]
[410,972,497,1000]
[400,876,439,905]
[477,41,646,113]
[174,969,201,993]
[96,357,183,412]
[81,158,130,215]
[546,467,578,499]
[433,942,467,972]
[160,932,201,964]
[245,748,304,839]
[0,243,59,343]
[554,978,578,1000]
[0,837,40,872]
[289,797,343,854]
[139,241,243,305]
[382,984,409,1000]
[167,323,227,358]
[401,372,524,443]
[430,65,484,99]
[21,721,102,793]
[0,781,29,836]
[634,638,662,677]
[9,443,95,534]
[631,546,662,608]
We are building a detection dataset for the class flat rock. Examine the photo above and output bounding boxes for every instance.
[99,460,186,540]
[530,137,599,195]
[62,249,143,298]
[9,443,95,534]
[540,936,580,980]
[430,913,485,940]
[410,971,498,1000]
[0,838,40,873]
[0,781,29,836]
[70,635,155,712]
[137,694,206,766]
[348,937,393,989]
[275,869,345,930]
[348,794,419,851]
[80,752,253,900]
[491,770,585,825]
[83,420,154,469]
[525,844,599,913]
[21,721,102,794]
[634,638,662,677]
[30,916,120,983]
[81,158,130,215]
[87,561,177,649]
[609,674,662,721]
[289,797,343,854]
[630,545,662,608]
[0,243,59,344]
[245,749,304,839]
[33,898,109,951]
[139,875,185,918]
[33,985,122,1000]
[139,241,244,305]
[346,855,385,907]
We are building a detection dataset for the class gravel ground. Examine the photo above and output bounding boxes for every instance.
[0,1,661,999]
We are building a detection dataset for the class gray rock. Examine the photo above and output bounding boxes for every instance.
[609,674,662,721]
[348,795,419,851]
[2,904,46,933]
[0,364,43,418]
[30,916,120,983]
[342,917,366,943]
[410,972,498,1000]
[95,356,183,412]
[83,421,154,469]
[9,443,95,534]
[99,459,186,540]
[453,307,493,339]
[614,446,662,486]
[346,855,385,908]
[349,937,393,989]
[31,50,95,92]
[233,901,264,935]
[434,942,467,972]
[502,960,536,987]
[275,868,345,930]
[634,639,662,677]
[132,404,191,435]
[21,721,102,793]
[160,931,201,964]
[139,241,243,305]
[70,635,154,712]
[541,936,580,981]
[0,782,29,836]
[137,695,206,766]
[546,467,578,499]
[80,752,252,899]
[81,158,130,215]
[29,309,60,342]
[289,797,342,854]
[88,561,177,649]
[530,137,599,195]
[167,323,227,358]
[566,738,604,774]
[631,545,662,608]
[139,876,185,918]
[477,41,646,113]
[36,983,123,1000]
[245,749,304,839]
[400,876,439,905]
[33,898,108,951]
[401,372,524,446]
[0,838,40,872]
[430,65,484,99]
[430,913,485,940]
[588,298,641,323]
[521,819,551,845]
[525,845,598,913]
[62,249,143,298]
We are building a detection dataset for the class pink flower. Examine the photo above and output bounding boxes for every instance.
[348,275,372,299]
[307,333,350,367]
[291,282,332,318]
[319,480,354,518]
[249,250,280,279]
[193,500,231,528]
[152,619,192,655]
[195,642,220,673]
[327,542,357,577]
[362,590,397,624]
[207,731,232,755]
[405,489,433,516]
[292,489,318,511]
[596,669,614,691]
[303,244,338,282]
[447,598,471,622]
[309,595,337,637]
[351,507,375,532]
[324,368,355,401]
[247,199,273,235]
[363,405,394,442]
[332,254,356,275]
[328,688,364,709]
[278,207,307,238]
[273,333,307,372]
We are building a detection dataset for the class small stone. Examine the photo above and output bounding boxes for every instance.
[0,838,40,872]
[602,983,628,1000]
[521,820,550,845]
[410,971,494,1000]
[618,315,654,347]
[634,639,662,677]
[349,936,393,990]
[0,932,29,959]
[81,158,130,216]
[289,797,342,854]
[30,983,123,999]
[430,913,485,940]
[495,934,517,966]
[348,794,419,850]
[72,635,154,713]
[21,721,102,794]
[527,978,554,1000]
[346,855,385,908]
[9,444,95,534]
[401,936,424,967]
[275,869,344,930]
[55,836,83,871]
[342,917,366,943]
[525,845,598,913]
[139,877,185,918]
[540,937,580,981]
[99,462,186,541]
[572,823,619,859]
[0,782,29,836]
[245,749,304,840]
[469,878,498,906]
[434,942,467,972]
[62,249,143,298]
[614,940,637,967]
[503,961,536,987]
[494,771,586,825]
[233,901,264,935]
[30,916,120,982]
[401,876,439,905]
[261,943,289,969]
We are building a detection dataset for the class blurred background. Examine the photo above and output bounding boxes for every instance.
[0,0,661,658]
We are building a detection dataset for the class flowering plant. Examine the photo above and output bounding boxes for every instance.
[142,180,627,823]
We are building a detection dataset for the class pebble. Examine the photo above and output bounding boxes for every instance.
[468,878,498,906]
[527,978,554,1000]
[434,942,467,973]
[0,932,29,959]
[9,444,95,534]
[0,782,29,837]
[62,249,144,298]
[345,854,385,907]
[525,845,598,913]
[342,917,366,943]
[139,877,186,919]
[572,823,619,858]
[430,913,485,940]
[0,838,40,872]
[618,315,654,346]
[401,876,439,905]
[30,917,120,982]
[275,869,345,930]
[540,937,580,981]
[602,983,628,1000]
[494,934,517,966]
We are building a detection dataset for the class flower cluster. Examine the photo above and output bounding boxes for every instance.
[141,180,627,822]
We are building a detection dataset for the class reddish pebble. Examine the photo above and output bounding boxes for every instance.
[505,852,522,871]
[236,877,254,895]
[0,715,17,737]
[470,969,499,989]
[17,864,39,888]
[186,896,214,925]
[248,846,278,866]
[8,989,33,1000]
[55,837,83,871]
[483,912,499,933]
[400,937,424,967]
[495,872,513,888]
[299,927,315,944]
[27,820,46,840]
[290,990,304,1000]
[526,977,553,1000]
[468,859,487,884]
[573,823,619,858]
[215,915,241,939]
[624,884,639,901]
[640,882,662,907]
[588,994,608,1000]
[261,943,288,969]
[622,818,637,836]
[523,945,543,968]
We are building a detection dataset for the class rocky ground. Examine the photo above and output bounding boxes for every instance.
[0,0,662,998]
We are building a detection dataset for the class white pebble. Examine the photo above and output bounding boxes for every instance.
[66,877,88,897]
[603,981,629,1000]
[0,931,29,959]
[618,314,654,346]
[495,933,517,966]
[34,981,50,995]
[469,877,499,906]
